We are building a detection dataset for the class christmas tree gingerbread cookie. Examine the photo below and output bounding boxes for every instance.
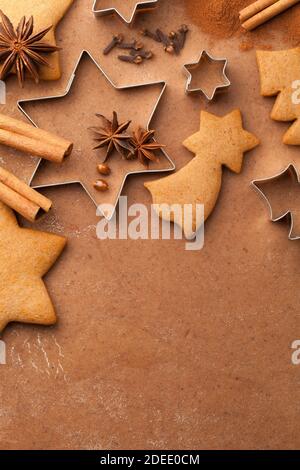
[145,110,259,238]
[0,201,66,333]
[256,47,300,145]
[0,0,74,82]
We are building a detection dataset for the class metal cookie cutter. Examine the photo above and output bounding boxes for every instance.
[183,50,230,100]
[17,50,175,221]
[92,0,159,26]
[252,164,300,241]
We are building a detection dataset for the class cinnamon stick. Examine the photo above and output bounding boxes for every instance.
[239,0,278,22]
[0,113,73,163]
[0,129,70,163]
[241,0,300,30]
[0,182,41,222]
[0,166,52,222]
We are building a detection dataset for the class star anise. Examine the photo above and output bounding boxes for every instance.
[129,127,166,166]
[90,111,134,161]
[0,10,60,87]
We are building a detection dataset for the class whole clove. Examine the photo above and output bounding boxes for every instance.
[177,24,189,50]
[169,32,181,55]
[169,31,177,40]
[118,54,143,64]
[130,49,153,60]
[111,24,190,64]
[168,25,189,54]
[118,39,144,51]
[103,34,124,55]
[156,29,169,44]
[156,29,175,54]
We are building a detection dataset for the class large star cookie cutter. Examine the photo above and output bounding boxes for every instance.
[92,0,159,26]
[252,164,300,241]
[183,50,231,100]
[17,50,175,221]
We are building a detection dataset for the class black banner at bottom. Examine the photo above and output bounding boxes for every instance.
[0,450,299,465]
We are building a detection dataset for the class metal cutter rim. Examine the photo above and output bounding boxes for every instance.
[183,50,231,101]
[92,0,159,26]
[17,50,175,221]
[252,163,300,241]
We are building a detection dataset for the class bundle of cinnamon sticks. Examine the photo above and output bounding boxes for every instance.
[240,0,300,30]
[0,166,51,222]
[0,112,73,221]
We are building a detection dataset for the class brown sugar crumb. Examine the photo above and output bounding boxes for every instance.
[239,40,254,52]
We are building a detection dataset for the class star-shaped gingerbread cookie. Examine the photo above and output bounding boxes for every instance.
[256,47,300,145]
[145,110,259,238]
[0,0,74,81]
[0,201,66,333]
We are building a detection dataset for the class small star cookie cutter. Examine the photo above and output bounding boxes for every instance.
[92,0,159,26]
[252,164,300,241]
[17,50,175,221]
[183,50,231,100]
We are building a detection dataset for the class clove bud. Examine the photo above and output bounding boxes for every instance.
[177,24,189,49]
[130,49,153,60]
[168,31,177,39]
[156,29,174,54]
[103,34,124,55]
[118,54,143,64]
[118,39,144,51]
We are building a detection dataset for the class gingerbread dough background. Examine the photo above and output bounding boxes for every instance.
[0,0,300,450]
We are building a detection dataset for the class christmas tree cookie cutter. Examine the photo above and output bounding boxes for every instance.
[183,50,231,100]
[252,164,300,241]
[92,0,159,26]
[17,50,175,221]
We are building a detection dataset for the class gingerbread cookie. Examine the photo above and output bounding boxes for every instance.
[0,201,66,333]
[256,47,300,145]
[0,0,74,81]
[145,110,259,238]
